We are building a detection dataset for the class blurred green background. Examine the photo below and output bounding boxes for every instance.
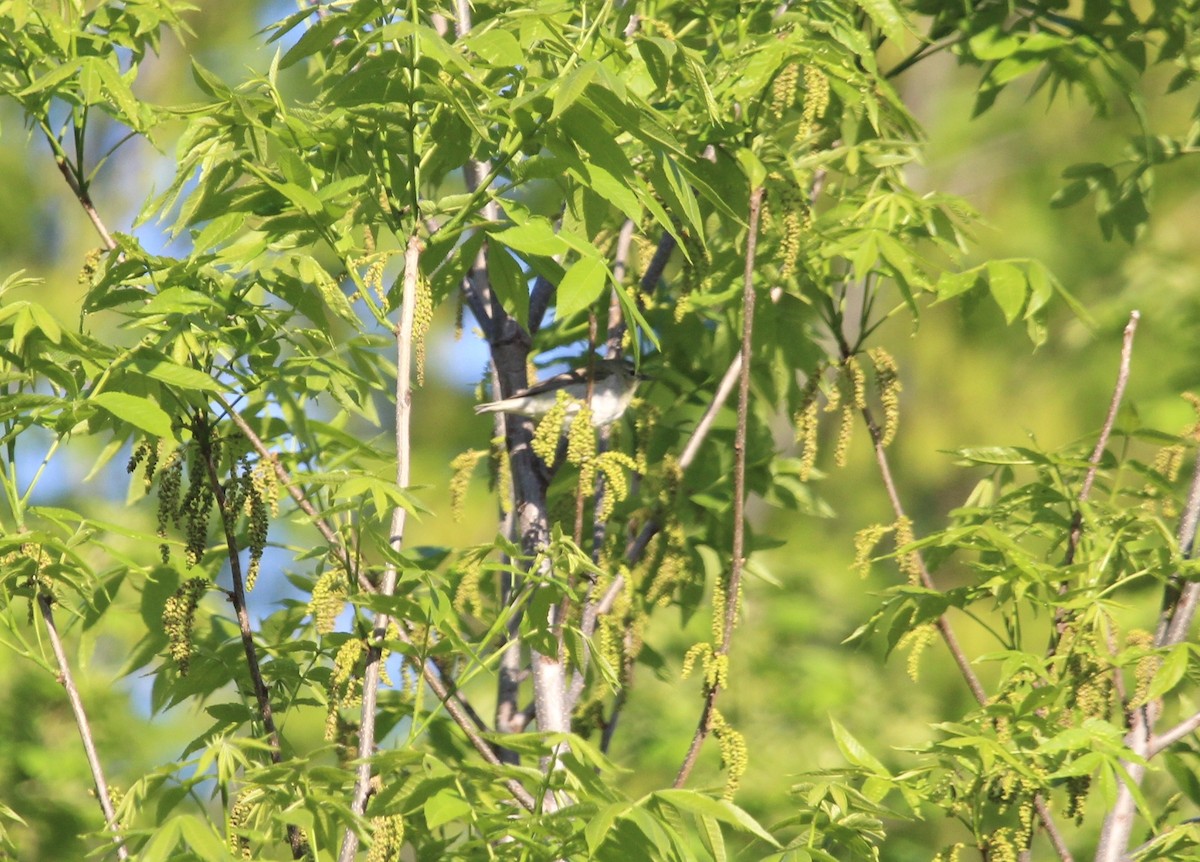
[3,3,1199,859]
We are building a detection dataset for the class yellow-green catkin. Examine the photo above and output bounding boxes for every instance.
[897,621,937,682]
[156,450,183,563]
[250,458,280,518]
[228,788,259,860]
[894,516,921,585]
[588,451,639,522]
[532,392,572,466]
[711,709,748,798]
[126,438,160,494]
[869,347,902,447]
[366,814,404,862]
[78,247,104,284]
[565,404,597,466]
[769,63,800,120]
[797,66,830,144]
[163,577,208,676]
[449,449,488,521]
[326,638,365,740]
[453,559,485,618]
[852,523,894,578]
[413,276,433,386]
[1128,629,1159,708]
[985,827,1018,862]
[794,370,823,481]
[309,565,350,634]
[242,459,269,592]
[490,435,512,514]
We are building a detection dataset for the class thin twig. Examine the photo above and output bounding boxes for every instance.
[339,234,421,862]
[1065,312,1140,563]
[198,418,307,858]
[1049,312,1139,657]
[674,185,764,789]
[37,596,129,860]
[1149,708,1200,757]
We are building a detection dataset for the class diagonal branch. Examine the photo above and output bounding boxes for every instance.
[674,184,764,789]
[37,595,129,860]
[197,416,307,859]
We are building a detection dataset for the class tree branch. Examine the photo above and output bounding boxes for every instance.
[197,417,306,859]
[339,233,421,862]
[37,596,129,861]
[1097,422,1200,862]
[674,184,764,789]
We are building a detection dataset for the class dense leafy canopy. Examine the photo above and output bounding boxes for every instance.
[2,1,1200,860]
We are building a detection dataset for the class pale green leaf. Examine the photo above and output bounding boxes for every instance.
[554,255,608,321]
[91,392,174,438]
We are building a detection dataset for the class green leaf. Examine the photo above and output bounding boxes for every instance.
[652,790,780,847]
[423,788,472,829]
[830,717,890,776]
[491,220,570,258]
[1143,644,1190,703]
[986,261,1027,324]
[91,392,174,438]
[554,255,608,321]
[735,148,767,190]
[131,351,223,393]
[856,0,909,44]
[552,61,600,120]
[587,801,634,853]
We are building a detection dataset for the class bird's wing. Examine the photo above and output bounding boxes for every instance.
[510,366,588,398]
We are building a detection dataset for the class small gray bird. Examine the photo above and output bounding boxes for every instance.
[474,358,641,427]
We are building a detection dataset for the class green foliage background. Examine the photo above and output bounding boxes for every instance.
[2,1,1200,860]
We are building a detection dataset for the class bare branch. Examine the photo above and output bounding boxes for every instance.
[37,596,129,860]
[675,184,764,789]
[1150,708,1200,757]
[339,234,421,862]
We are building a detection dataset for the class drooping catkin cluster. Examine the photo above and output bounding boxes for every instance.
[449,448,488,521]
[531,392,573,466]
[584,451,641,522]
[127,438,160,493]
[893,516,921,586]
[794,373,822,481]
[452,558,485,619]
[795,352,902,478]
[851,522,894,578]
[227,787,261,860]
[490,435,512,514]
[163,577,208,676]
[240,458,272,592]
[644,521,689,606]
[797,66,830,144]
[710,708,747,798]
[896,621,937,682]
[325,637,366,740]
[769,62,800,120]
[1049,623,1112,724]
[682,642,728,692]
[869,348,901,447]
[366,814,405,862]
[412,274,433,386]
[1127,628,1159,710]
[308,564,350,634]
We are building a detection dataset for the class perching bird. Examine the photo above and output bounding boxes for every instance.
[474,358,642,427]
